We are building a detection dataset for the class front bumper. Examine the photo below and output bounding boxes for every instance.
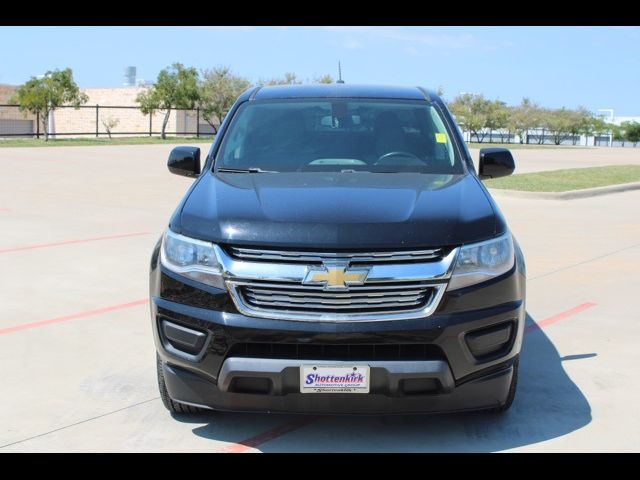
[149,240,526,414]
[162,360,514,414]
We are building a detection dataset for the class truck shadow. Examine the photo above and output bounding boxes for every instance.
[185,313,592,452]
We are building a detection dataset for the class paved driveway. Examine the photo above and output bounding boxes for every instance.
[0,144,638,452]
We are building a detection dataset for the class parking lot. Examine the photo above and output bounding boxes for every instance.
[1,143,639,452]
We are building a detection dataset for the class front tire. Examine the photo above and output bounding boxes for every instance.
[156,354,209,414]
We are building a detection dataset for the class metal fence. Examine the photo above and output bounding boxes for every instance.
[0,104,217,138]
[469,132,517,144]
[464,128,639,147]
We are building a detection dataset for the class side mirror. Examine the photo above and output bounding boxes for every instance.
[168,146,201,178]
[479,148,515,179]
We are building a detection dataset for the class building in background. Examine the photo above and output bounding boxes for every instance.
[0,83,215,138]
[596,111,640,147]
[123,66,136,87]
[0,84,39,136]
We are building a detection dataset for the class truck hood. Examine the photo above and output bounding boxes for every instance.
[177,172,501,249]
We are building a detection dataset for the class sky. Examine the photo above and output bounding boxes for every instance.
[1,26,638,115]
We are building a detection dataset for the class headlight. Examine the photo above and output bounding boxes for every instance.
[448,232,515,290]
[160,229,225,289]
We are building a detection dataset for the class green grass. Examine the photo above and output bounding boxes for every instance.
[484,165,640,192]
[468,142,590,150]
[0,136,214,147]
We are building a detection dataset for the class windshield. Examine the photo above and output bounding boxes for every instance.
[215,99,464,174]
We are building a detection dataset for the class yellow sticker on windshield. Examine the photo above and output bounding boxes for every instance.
[435,133,447,143]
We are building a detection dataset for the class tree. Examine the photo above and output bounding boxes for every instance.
[256,72,335,86]
[101,116,119,139]
[10,68,88,141]
[507,98,543,144]
[612,123,626,147]
[485,100,510,143]
[589,117,610,146]
[542,108,576,145]
[281,72,302,85]
[535,107,550,144]
[199,67,250,134]
[448,93,492,143]
[314,74,334,84]
[625,121,640,147]
[136,63,200,139]
[258,72,303,86]
[564,107,593,146]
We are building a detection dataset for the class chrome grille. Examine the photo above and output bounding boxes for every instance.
[227,246,444,263]
[227,280,447,322]
[217,244,457,322]
[242,282,432,311]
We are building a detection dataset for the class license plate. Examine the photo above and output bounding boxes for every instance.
[300,365,370,393]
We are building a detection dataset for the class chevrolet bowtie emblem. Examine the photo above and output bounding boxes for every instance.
[303,263,370,290]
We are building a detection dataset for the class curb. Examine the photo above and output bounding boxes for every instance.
[488,181,640,200]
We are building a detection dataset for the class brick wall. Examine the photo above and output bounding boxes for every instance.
[1,84,199,137]
[0,84,17,103]
[53,87,178,136]
[0,84,39,136]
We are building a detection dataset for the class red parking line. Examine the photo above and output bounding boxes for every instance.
[0,208,10,213]
[216,416,320,453]
[0,299,148,336]
[525,302,597,334]
[0,231,151,254]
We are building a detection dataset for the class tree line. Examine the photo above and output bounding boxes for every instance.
[9,66,640,145]
[9,65,333,140]
[448,93,640,146]
[136,63,334,138]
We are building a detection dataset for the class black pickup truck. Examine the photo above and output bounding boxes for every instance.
[150,84,525,415]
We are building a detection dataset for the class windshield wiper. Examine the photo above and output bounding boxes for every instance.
[217,167,278,173]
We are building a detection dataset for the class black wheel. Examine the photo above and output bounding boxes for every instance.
[156,354,209,414]
[486,357,519,414]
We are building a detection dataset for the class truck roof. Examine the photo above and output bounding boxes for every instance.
[247,84,434,101]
